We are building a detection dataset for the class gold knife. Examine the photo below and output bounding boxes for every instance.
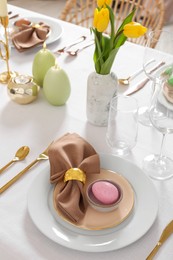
[124,61,165,96]
[146,220,173,260]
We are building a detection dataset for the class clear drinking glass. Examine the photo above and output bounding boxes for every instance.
[106,95,138,156]
[138,30,173,127]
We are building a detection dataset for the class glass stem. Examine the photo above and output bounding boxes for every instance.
[148,79,161,113]
[159,133,166,160]
[146,80,156,112]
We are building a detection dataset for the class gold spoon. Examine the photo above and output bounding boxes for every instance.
[66,40,94,56]
[118,59,154,85]
[0,146,30,174]
[118,68,144,85]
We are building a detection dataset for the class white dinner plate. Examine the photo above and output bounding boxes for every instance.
[9,16,63,46]
[27,154,158,252]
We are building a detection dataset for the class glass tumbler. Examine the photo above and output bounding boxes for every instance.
[106,95,138,156]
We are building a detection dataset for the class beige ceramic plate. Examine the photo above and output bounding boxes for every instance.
[53,168,134,230]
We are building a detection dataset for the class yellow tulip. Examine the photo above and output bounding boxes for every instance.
[123,22,147,38]
[93,7,109,32]
[97,0,112,8]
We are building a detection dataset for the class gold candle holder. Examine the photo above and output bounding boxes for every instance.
[0,16,17,84]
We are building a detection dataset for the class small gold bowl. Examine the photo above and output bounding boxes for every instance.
[7,75,40,104]
[86,180,123,213]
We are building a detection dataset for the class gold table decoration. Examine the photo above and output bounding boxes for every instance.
[0,16,18,84]
[7,74,40,104]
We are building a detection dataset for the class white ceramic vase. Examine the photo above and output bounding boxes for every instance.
[87,71,118,126]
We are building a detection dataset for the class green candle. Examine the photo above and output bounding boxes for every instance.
[32,43,55,87]
[43,63,71,106]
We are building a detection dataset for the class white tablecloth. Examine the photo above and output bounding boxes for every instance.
[0,5,173,260]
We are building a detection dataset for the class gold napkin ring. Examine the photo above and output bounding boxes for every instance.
[64,168,86,184]
[32,23,41,29]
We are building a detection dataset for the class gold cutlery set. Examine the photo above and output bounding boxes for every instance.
[124,61,165,96]
[55,35,87,54]
[0,143,51,194]
[66,40,95,56]
[118,60,155,85]
[54,35,94,56]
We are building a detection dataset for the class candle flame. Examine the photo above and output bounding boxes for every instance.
[43,42,46,50]
[55,60,60,70]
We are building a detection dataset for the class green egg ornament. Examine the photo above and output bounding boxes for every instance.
[163,66,173,76]
[168,74,173,86]
[32,43,56,87]
[43,64,71,106]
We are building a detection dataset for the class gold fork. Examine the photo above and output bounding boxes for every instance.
[0,143,52,194]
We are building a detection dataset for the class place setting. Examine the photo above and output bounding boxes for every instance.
[9,16,63,50]
[0,9,63,56]
[26,132,158,253]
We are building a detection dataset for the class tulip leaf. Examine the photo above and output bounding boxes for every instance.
[114,8,135,48]
[102,35,111,61]
[100,48,119,75]
[106,5,114,44]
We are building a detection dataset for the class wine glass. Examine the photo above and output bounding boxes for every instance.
[143,81,173,180]
[138,30,173,127]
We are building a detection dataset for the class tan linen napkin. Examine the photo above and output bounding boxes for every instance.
[48,133,100,223]
[11,22,50,52]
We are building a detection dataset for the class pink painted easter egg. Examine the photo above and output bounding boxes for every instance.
[91,181,119,205]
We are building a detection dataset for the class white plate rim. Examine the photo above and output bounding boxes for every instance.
[27,154,158,252]
[9,16,63,46]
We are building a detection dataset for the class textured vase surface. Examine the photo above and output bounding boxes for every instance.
[87,72,118,126]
